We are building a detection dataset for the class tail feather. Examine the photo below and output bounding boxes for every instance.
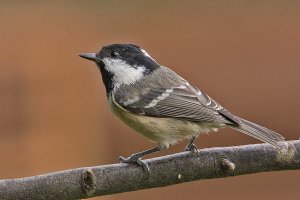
[228,117,285,146]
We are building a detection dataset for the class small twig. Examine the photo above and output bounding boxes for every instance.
[0,140,299,200]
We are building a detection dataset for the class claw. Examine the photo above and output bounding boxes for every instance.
[185,143,198,153]
[117,147,160,172]
[119,156,150,172]
[136,159,150,172]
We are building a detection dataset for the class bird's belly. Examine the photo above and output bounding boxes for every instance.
[110,99,217,149]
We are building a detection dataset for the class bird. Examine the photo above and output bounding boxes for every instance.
[79,43,285,171]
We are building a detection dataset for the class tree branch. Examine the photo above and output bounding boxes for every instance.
[1,140,299,200]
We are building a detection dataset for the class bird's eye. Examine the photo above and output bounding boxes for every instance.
[111,51,119,58]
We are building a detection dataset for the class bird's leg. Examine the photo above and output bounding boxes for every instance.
[184,136,198,152]
[119,147,160,172]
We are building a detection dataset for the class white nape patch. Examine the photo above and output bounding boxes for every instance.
[141,49,153,59]
[141,49,157,63]
[102,58,145,88]
[144,88,173,108]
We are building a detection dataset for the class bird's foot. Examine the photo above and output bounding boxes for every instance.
[119,155,149,172]
[184,143,198,153]
[118,147,160,172]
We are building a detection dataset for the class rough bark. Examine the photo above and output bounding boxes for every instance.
[0,140,299,200]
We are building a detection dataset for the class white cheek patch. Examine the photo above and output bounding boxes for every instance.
[144,88,173,108]
[102,58,145,88]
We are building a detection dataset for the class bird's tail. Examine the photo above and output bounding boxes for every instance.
[228,117,285,146]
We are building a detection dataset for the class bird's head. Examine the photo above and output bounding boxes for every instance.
[79,44,159,94]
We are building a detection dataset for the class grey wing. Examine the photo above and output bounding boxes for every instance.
[115,80,239,125]
[113,68,284,146]
[184,82,241,124]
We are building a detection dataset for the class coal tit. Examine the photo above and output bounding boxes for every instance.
[79,44,284,171]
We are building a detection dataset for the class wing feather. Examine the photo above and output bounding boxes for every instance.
[112,66,284,146]
[115,81,235,124]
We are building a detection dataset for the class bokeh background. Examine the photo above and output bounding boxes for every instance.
[1,1,299,199]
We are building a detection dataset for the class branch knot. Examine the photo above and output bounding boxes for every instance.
[82,168,95,197]
[220,158,236,172]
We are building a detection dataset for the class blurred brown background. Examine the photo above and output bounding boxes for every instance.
[0,1,299,199]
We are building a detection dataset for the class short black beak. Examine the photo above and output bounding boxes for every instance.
[79,53,97,61]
